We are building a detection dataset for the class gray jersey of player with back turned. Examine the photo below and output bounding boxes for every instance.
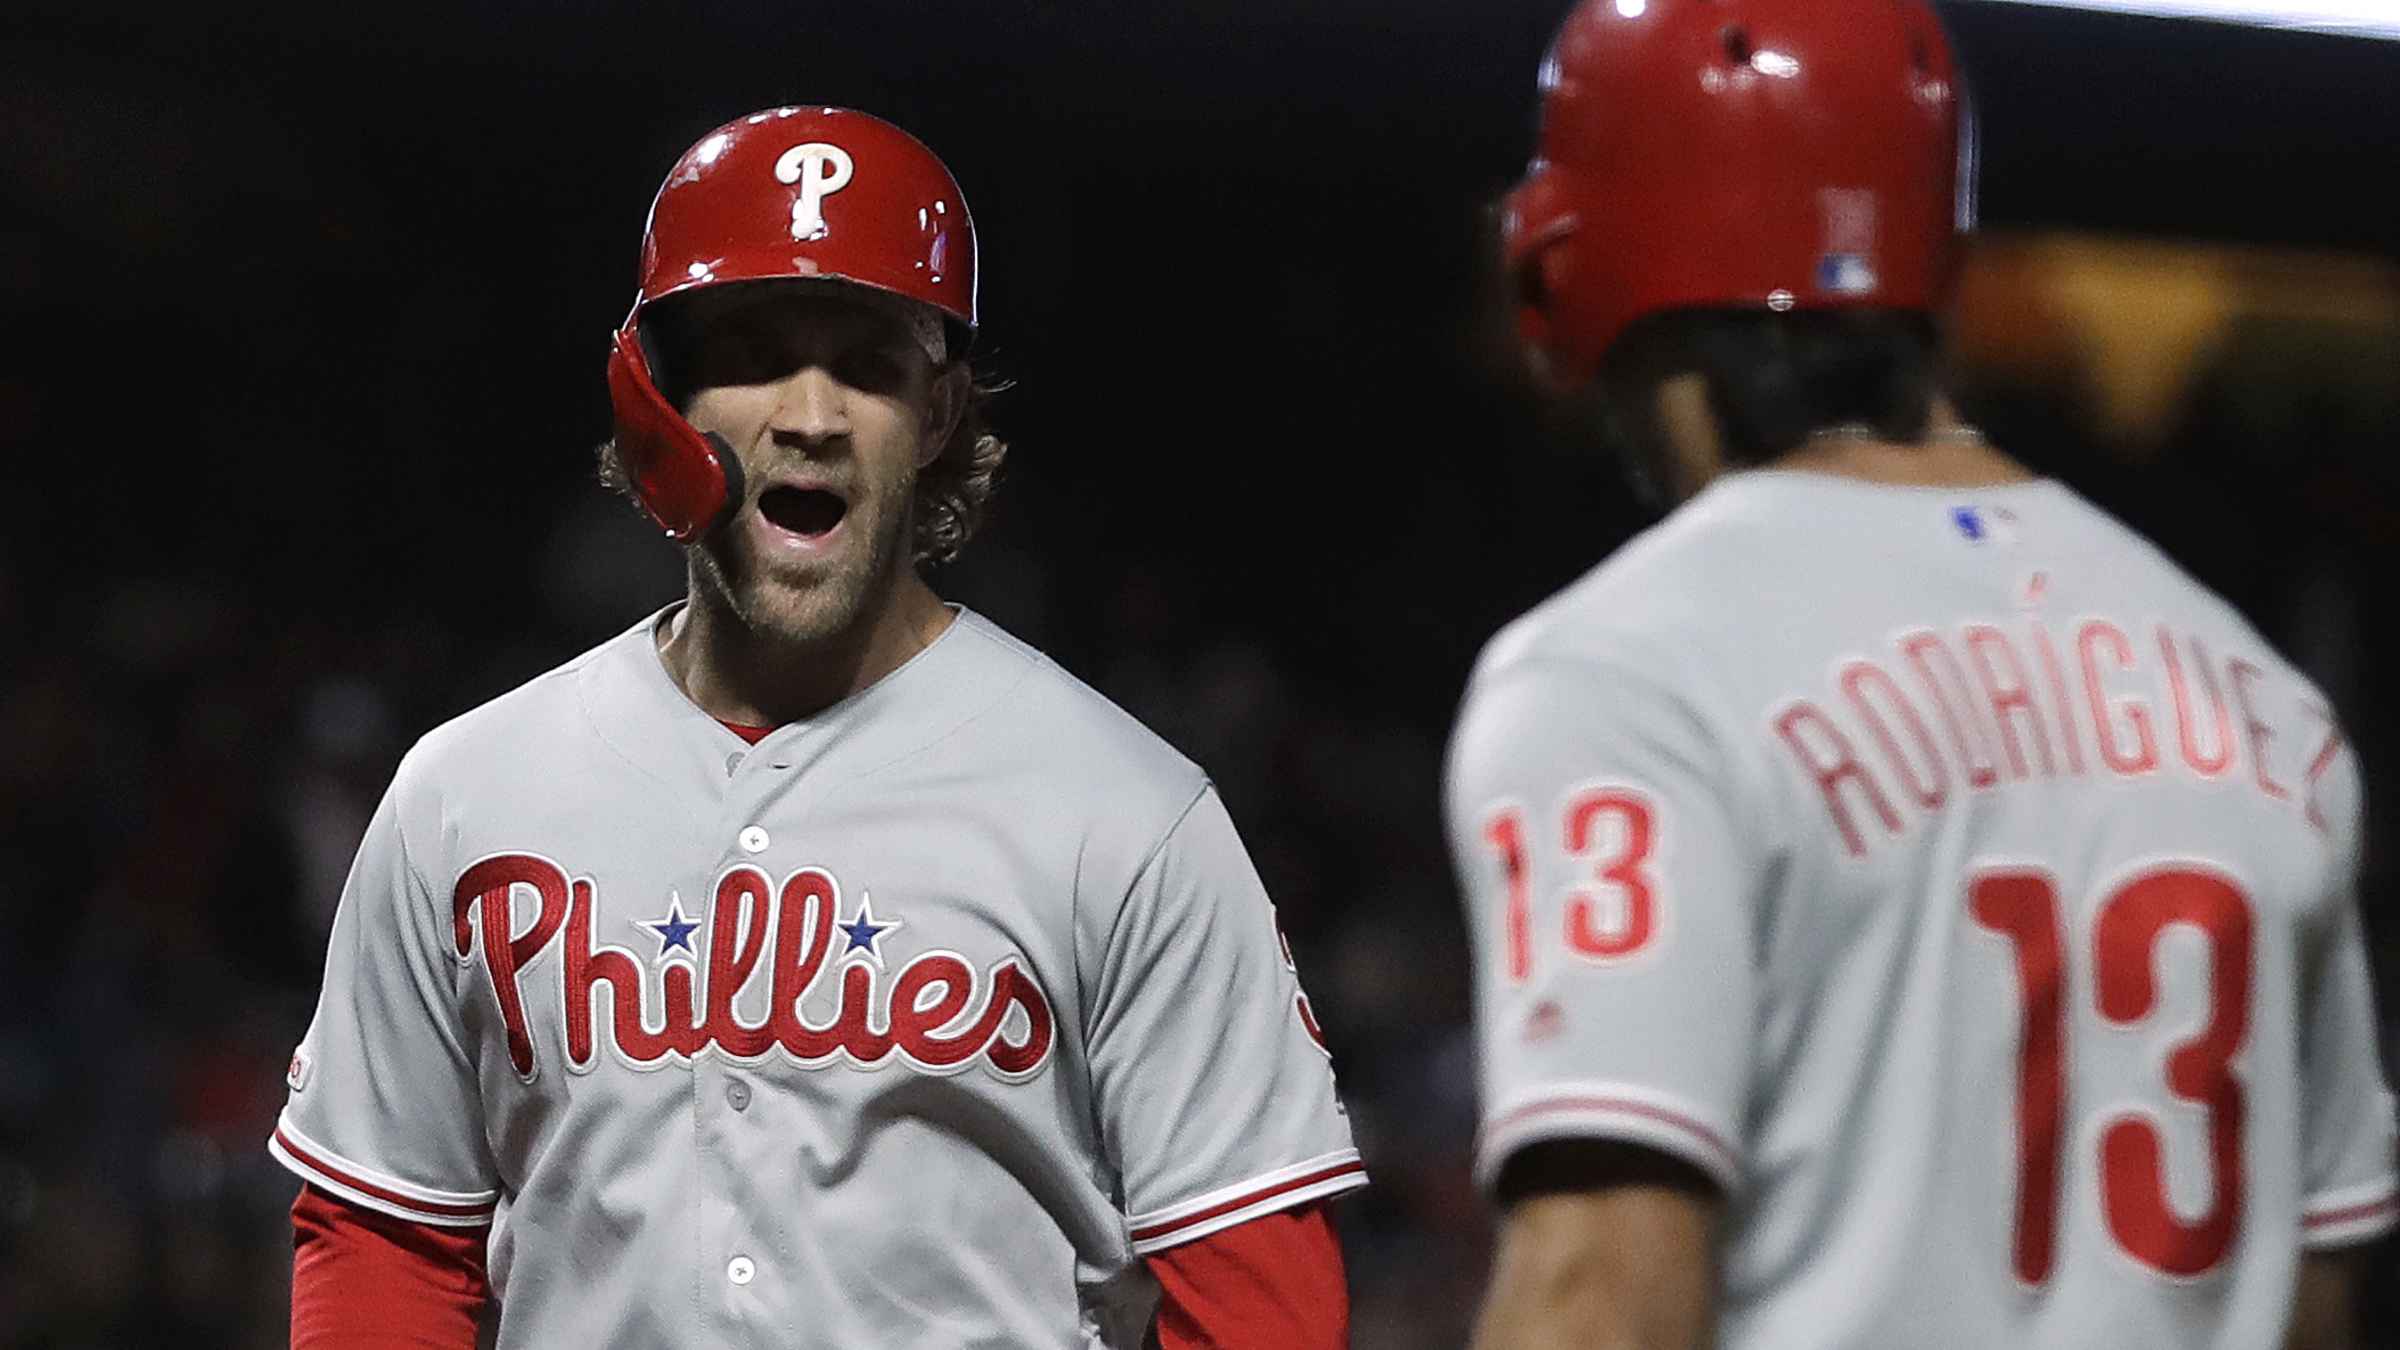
[1447,471,2395,1349]
[271,606,1364,1349]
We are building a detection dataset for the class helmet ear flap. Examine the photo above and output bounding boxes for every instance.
[605,323,740,541]
[1504,210,1582,385]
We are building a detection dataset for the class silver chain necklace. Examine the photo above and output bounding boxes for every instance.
[1805,421,1989,447]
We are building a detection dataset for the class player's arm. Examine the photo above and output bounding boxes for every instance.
[1145,1202,1348,1350]
[2283,1248,2361,1350]
[1474,1142,1718,1350]
[292,1183,488,1349]
[1082,785,1366,1337]
[1445,647,1761,1349]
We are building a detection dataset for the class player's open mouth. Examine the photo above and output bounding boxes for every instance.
[757,485,847,541]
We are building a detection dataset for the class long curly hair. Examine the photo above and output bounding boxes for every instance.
[908,368,1009,566]
[596,359,1008,568]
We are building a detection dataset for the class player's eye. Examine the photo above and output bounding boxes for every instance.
[833,345,914,396]
[692,324,793,386]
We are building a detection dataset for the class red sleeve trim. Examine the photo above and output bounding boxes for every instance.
[2297,1179,2396,1249]
[1486,1093,1736,1159]
[2304,1196,2397,1229]
[1477,1086,1742,1192]
[271,1123,497,1225]
[1128,1151,1368,1252]
[2300,1183,2399,1251]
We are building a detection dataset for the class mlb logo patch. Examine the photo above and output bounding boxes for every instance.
[1950,504,2018,545]
[286,1048,312,1093]
[1815,188,1879,296]
[1815,252,1878,296]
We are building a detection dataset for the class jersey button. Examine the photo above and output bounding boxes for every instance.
[725,751,745,777]
[738,825,770,853]
[725,1079,751,1111]
[727,1255,755,1286]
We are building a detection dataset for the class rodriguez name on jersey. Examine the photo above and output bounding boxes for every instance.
[452,853,1057,1084]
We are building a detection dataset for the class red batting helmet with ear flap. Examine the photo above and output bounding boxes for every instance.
[606,106,978,541]
[1505,0,1973,388]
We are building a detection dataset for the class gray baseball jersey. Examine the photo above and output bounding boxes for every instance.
[271,606,1363,1348]
[1446,471,2395,1347]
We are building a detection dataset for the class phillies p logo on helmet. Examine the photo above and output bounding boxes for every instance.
[775,142,856,242]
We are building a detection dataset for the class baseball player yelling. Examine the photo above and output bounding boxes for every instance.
[273,106,1364,1348]
[1446,4,2394,1347]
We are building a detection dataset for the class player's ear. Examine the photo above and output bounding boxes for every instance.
[919,361,969,470]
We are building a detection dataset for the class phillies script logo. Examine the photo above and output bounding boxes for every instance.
[452,854,1055,1084]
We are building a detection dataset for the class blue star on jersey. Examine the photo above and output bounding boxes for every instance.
[840,891,903,968]
[643,896,700,958]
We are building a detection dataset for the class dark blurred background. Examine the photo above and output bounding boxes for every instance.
[2,1,2395,1344]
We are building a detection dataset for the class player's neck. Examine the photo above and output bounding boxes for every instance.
[1767,402,2037,490]
[658,574,956,728]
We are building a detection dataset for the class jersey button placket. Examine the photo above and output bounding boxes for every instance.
[709,733,806,1332]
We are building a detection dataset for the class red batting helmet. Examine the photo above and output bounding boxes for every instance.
[1504,0,1974,387]
[606,106,978,540]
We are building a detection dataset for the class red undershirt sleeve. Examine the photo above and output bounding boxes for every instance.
[291,1182,490,1349]
[1144,1202,1350,1350]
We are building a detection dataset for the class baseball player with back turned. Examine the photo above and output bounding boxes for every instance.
[1447,3,2395,1347]
[270,106,1364,1348]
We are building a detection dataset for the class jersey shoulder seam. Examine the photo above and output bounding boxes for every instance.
[384,744,464,942]
[1093,780,1216,979]
[1065,769,1211,1140]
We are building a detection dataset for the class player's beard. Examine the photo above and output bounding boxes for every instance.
[687,468,920,651]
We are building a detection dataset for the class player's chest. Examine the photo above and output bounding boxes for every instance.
[443,787,1068,1089]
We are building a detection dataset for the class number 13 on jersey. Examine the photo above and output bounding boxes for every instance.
[1971,862,2253,1285]
[1481,785,1665,984]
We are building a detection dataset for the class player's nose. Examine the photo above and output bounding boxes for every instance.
[766,364,849,446]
